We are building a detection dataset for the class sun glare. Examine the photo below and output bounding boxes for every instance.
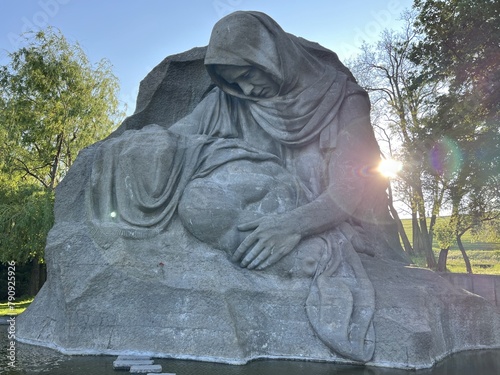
[378,159,403,178]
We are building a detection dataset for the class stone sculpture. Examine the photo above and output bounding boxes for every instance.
[17,11,500,369]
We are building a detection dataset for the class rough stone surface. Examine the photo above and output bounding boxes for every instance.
[112,46,212,138]
[16,12,500,370]
[16,216,500,368]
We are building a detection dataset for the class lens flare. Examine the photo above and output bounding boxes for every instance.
[377,158,403,178]
[429,137,463,179]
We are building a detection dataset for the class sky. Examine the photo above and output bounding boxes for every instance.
[0,0,414,116]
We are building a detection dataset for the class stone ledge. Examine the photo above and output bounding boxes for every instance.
[440,273,500,308]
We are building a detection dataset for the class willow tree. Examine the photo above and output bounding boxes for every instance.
[0,28,123,294]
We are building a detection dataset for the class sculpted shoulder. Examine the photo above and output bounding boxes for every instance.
[339,83,371,129]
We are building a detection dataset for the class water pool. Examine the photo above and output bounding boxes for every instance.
[2,325,500,374]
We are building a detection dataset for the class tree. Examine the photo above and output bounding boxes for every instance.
[352,4,500,272]
[0,28,123,189]
[413,0,500,125]
[0,184,53,295]
[350,12,442,268]
[434,219,455,272]
[0,28,123,294]
[412,0,500,272]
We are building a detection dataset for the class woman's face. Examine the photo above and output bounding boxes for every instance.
[214,65,279,99]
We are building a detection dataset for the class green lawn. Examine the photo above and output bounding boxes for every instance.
[0,297,33,316]
[401,218,500,275]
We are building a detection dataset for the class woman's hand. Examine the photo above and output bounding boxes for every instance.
[232,215,301,270]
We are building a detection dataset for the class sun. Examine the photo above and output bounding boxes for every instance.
[378,158,403,178]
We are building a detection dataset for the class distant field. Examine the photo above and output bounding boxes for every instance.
[400,218,500,275]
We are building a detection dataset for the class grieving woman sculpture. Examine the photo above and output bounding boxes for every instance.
[18,11,500,368]
[88,11,406,363]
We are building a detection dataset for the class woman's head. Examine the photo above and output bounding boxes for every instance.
[205,11,308,98]
[213,65,279,99]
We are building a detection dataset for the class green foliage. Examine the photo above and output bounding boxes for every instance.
[413,0,500,123]
[368,1,500,265]
[433,220,455,250]
[470,217,500,243]
[0,28,123,189]
[0,28,124,266]
[0,184,54,264]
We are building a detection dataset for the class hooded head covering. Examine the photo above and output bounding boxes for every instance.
[204,11,357,150]
[205,11,320,97]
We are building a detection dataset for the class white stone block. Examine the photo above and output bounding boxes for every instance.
[113,359,154,370]
[129,364,162,373]
[116,355,152,361]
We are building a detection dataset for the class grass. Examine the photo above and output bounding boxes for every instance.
[401,218,500,275]
[0,297,33,316]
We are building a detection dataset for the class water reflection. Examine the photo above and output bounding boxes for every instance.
[2,325,500,374]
